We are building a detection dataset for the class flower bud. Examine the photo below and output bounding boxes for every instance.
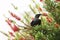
[9,11,21,20]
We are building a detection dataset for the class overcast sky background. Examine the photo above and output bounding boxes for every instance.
[0,0,43,40]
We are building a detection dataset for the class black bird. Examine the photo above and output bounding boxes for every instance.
[31,14,42,26]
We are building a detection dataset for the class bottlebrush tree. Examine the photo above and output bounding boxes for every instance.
[0,0,60,40]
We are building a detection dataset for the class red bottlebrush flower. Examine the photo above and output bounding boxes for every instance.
[46,17,52,23]
[7,18,12,22]
[12,24,20,32]
[56,0,60,1]
[38,7,42,11]
[40,0,43,2]
[42,13,48,16]
[6,20,11,26]
[30,35,34,40]
[9,32,15,37]
[9,11,21,20]
[6,19,20,32]
[19,37,26,40]
[6,18,12,26]
[6,18,20,32]
[54,23,59,28]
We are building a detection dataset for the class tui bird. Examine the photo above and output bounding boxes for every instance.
[31,14,42,26]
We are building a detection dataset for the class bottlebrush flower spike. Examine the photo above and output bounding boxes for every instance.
[42,12,48,16]
[6,18,20,32]
[46,17,52,23]
[54,23,59,28]
[56,0,60,2]
[8,11,21,20]
[5,18,12,26]
[38,7,42,11]
[11,24,20,32]
[40,0,43,2]
[30,35,34,40]
[19,37,26,40]
[9,32,15,37]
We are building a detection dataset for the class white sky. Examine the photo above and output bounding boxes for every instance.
[0,0,43,40]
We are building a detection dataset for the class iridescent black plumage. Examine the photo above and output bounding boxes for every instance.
[31,14,41,26]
